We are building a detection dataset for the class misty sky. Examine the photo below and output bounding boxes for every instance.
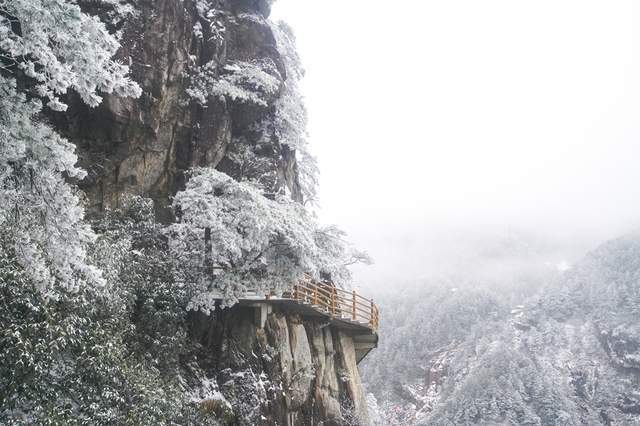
[271,1,640,286]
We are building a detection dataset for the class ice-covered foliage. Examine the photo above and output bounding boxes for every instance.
[267,20,319,204]
[0,76,103,295]
[0,1,368,424]
[367,393,387,426]
[269,22,305,148]
[187,16,318,204]
[0,196,233,424]
[77,0,136,20]
[567,232,640,316]
[0,0,141,111]
[0,0,141,295]
[188,59,281,107]
[0,240,186,424]
[193,4,226,47]
[168,167,368,310]
[363,234,640,425]
[225,138,279,189]
[218,368,271,423]
[90,197,192,371]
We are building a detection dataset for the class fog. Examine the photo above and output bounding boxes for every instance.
[272,1,640,287]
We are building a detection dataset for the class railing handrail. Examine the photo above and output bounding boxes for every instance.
[277,276,379,331]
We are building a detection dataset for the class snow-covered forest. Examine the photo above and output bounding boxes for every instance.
[2,0,640,425]
[361,232,640,424]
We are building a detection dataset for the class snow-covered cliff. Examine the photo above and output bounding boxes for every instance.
[0,0,370,424]
[52,0,309,215]
[62,1,370,423]
[189,306,369,424]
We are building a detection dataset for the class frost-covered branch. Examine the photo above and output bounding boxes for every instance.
[168,168,367,311]
[187,59,281,107]
[0,76,103,294]
[0,1,141,295]
[0,0,141,111]
[268,21,318,204]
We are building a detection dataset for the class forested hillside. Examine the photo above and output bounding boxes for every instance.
[363,233,640,425]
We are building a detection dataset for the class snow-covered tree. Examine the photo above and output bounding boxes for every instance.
[0,201,190,424]
[168,167,368,311]
[0,0,141,111]
[269,22,305,149]
[225,137,279,188]
[187,59,281,107]
[0,0,140,294]
[265,20,319,204]
[0,76,103,294]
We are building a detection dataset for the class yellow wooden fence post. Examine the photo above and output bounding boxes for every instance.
[331,287,336,316]
[370,300,374,327]
[352,290,356,321]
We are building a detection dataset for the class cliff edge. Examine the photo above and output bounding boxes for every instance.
[45,1,369,424]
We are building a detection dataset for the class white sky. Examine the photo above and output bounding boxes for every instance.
[271,1,640,285]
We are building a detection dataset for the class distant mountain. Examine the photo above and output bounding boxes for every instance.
[363,233,640,425]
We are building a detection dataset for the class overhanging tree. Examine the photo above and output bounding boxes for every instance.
[0,0,140,295]
[168,168,370,311]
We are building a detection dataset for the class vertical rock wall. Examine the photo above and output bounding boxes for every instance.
[51,2,371,423]
[190,306,370,425]
[52,0,302,217]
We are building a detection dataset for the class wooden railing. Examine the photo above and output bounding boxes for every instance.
[280,276,379,331]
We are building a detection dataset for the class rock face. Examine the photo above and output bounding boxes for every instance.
[47,0,368,423]
[53,0,302,218]
[190,306,370,425]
